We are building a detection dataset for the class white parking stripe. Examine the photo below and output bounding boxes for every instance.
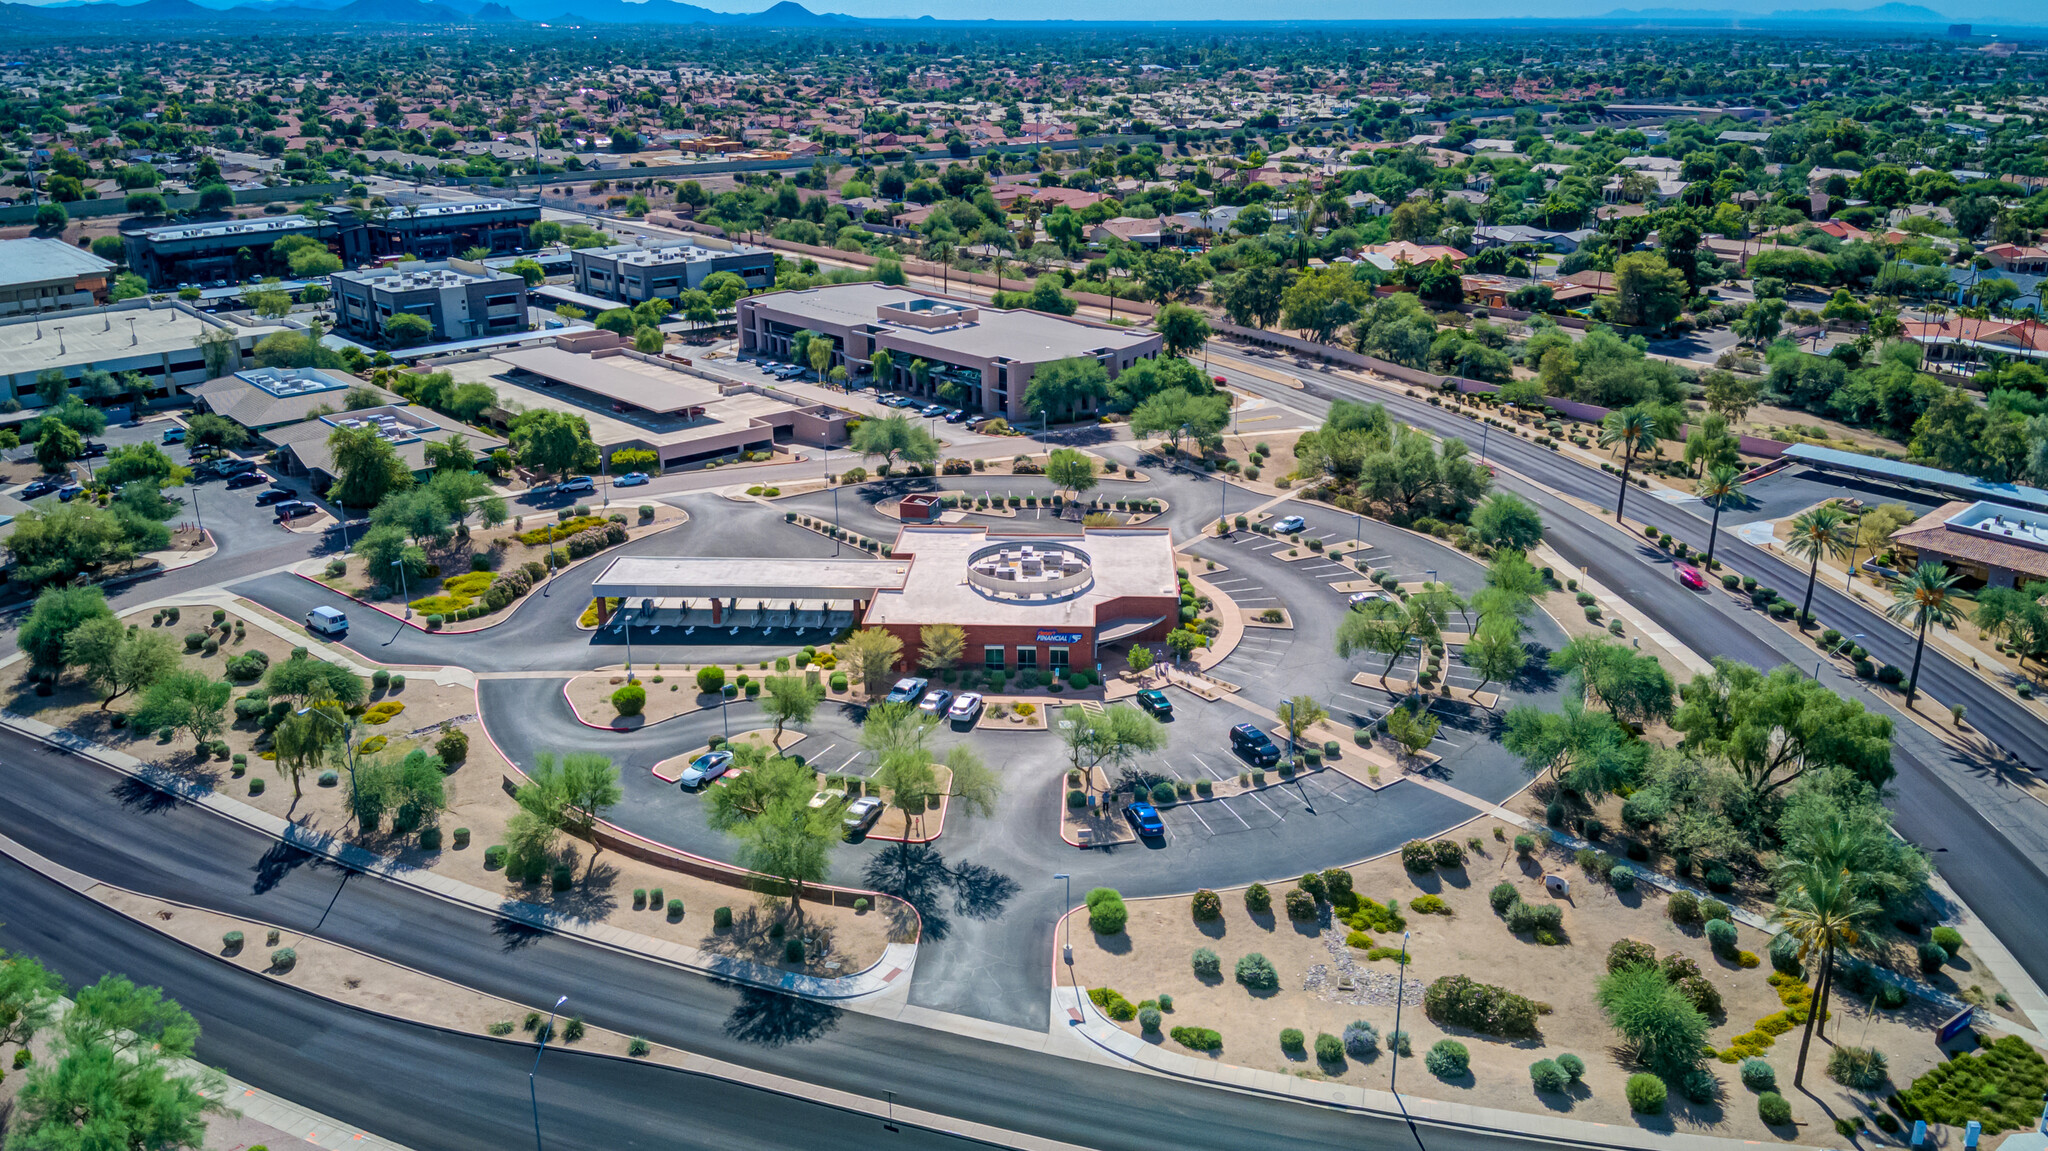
[1243,786,1286,822]
[836,753,862,774]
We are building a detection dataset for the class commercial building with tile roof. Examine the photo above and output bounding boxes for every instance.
[1890,500,2048,588]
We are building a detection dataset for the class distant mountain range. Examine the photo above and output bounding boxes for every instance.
[1600,2,1954,22]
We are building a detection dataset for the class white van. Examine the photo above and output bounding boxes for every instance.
[305,606,349,636]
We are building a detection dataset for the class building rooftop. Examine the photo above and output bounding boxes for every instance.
[590,556,912,600]
[1891,500,2048,582]
[492,345,720,415]
[749,283,1155,365]
[864,526,1176,631]
[582,238,766,267]
[0,237,113,287]
[186,368,392,431]
[131,215,323,243]
[335,261,510,291]
[387,198,533,221]
[0,300,281,379]
[1783,443,2048,514]
[267,406,503,479]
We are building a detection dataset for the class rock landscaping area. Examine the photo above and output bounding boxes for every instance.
[1071,811,2039,1145]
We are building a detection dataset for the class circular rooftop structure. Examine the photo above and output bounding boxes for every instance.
[965,540,1094,601]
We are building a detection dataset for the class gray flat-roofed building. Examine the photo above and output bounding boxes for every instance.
[186,366,396,431]
[738,283,1162,421]
[122,214,340,290]
[0,299,285,407]
[359,198,541,260]
[330,259,530,344]
[0,238,115,317]
[572,237,774,304]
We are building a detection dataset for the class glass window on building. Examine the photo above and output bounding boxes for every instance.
[983,645,1005,671]
[1015,647,1038,670]
[1049,647,1070,671]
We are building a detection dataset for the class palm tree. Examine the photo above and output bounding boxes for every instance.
[1785,506,1854,625]
[1886,562,1964,706]
[1598,406,1664,524]
[1772,862,1881,1089]
[1695,464,1744,570]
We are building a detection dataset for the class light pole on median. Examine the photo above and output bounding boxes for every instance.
[1389,930,1411,1094]
[1054,872,1082,1015]
[392,559,411,619]
[529,994,567,1151]
[295,706,360,823]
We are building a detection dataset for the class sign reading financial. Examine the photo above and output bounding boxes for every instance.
[1035,630,1083,643]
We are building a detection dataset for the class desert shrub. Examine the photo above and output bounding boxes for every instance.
[1610,864,1637,890]
[1192,947,1222,979]
[1138,1007,1162,1033]
[1085,887,1128,934]
[1400,840,1436,871]
[1598,967,1710,1078]
[1280,1027,1305,1053]
[1088,987,1137,1022]
[1170,1027,1222,1052]
[270,947,297,971]
[1700,896,1730,922]
[1918,941,1949,972]
[1514,833,1535,856]
[1341,897,1406,934]
[1827,1045,1889,1090]
[714,906,733,929]
[1425,1040,1470,1079]
[1284,887,1318,921]
[1931,926,1964,953]
[1608,938,1658,974]
[1658,953,1701,983]
[1410,894,1449,915]
[435,727,469,764]
[1668,889,1700,925]
[1432,839,1466,868]
[1626,1073,1668,1114]
[1740,1058,1777,1091]
[1506,900,1563,936]
[1530,1058,1569,1093]
[1698,909,1737,948]
[1297,871,1328,901]
[1321,868,1354,903]
[1191,889,1222,921]
[1423,974,1540,1038]
[1343,1020,1378,1058]
[1235,952,1278,991]
[1489,882,1520,915]
[1768,932,1803,976]
[1314,1032,1344,1063]
[1681,1067,1720,1104]
[1678,975,1723,1017]
[611,682,646,716]
[1557,1053,1586,1083]
[1244,882,1271,914]
[1757,1092,1793,1125]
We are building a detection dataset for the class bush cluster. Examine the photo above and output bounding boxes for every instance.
[1190,889,1222,921]
[1284,887,1318,921]
[1506,899,1564,938]
[1243,882,1272,914]
[1626,1073,1668,1114]
[1088,987,1137,1022]
[1425,1040,1470,1079]
[1191,947,1222,979]
[1423,974,1540,1038]
[1170,1026,1222,1052]
[1235,952,1278,991]
[1342,1020,1378,1058]
[1086,887,1128,934]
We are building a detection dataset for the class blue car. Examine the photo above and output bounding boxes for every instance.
[614,472,650,487]
[1125,801,1166,838]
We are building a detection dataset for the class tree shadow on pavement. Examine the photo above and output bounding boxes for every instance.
[724,986,841,1047]
[250,839,321,895]
[491,911,547,950]
[110,777,185,814]
[861,842,1022,943]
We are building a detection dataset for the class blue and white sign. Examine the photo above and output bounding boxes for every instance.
[1035,630,1083,644]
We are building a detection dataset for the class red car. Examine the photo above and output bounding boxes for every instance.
[1676,565,1707,591]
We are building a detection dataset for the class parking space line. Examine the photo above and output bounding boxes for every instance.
[835,753,862,774]
[1211,794,1251,828]
[1243,786,1286,822]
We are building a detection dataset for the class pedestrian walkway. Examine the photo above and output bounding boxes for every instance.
[0,714,916,1003]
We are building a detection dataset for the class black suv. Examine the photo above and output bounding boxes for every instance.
[1230,722,1281,767]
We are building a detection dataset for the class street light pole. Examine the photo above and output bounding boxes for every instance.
[392,559,411,619]
[1053,872,1081,1015]
[831,473,841,557]
[1389,930,1411,1094]
[296,707,359,824]
[529,994,567,1151]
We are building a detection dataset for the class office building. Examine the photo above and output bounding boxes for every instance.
[571,237,774,304]
[0,299,284,407]
[0,238,116,317]
[737,284,1161,421]
[329,259,529,344]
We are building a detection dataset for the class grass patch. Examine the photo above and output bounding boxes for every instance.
[1895,1035,2048,1133]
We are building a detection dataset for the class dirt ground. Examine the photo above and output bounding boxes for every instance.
[1072,810,2027,1144]
[7,600,897,978]
[566,665,829,728]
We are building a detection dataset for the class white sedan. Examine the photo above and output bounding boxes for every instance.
[614,472,651,487]
[947,692,985,723]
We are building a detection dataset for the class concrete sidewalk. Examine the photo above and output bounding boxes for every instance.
[0,712,916,1004]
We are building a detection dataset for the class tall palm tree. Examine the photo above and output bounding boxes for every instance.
[1598,406,1665,524]
[1785,505,1854,625]
[1771,862,1881,1089]
[1695,464,1744,570]
[1886,562,1965,706]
